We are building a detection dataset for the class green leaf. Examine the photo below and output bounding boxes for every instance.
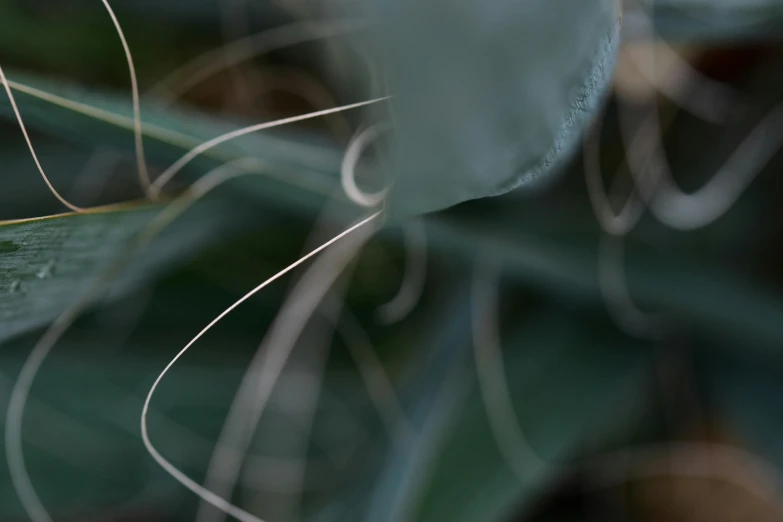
[0,192,253,345]
[351,0,621,218]
[1,70,344,211]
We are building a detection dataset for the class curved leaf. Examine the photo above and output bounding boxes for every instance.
[0,193,253,344]
[351,0,621,218]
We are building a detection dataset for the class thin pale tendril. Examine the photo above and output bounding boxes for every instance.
[620,10,783,231]
[471,258,547,480]
[141,212,380,522]
[252,67,354,144]
[597,233,664,338]
[341,123,391,207]
[470,261,783,506]
[583,106,661,336]
[34,16,360,218]
[2,78,209,149]
[584,0,758,335]
[0,64,85,213]
[150,20,367,103]
[148,17,381,129]
[254,289,347,522]
[195,215,376,522]
[624,0,742,124]
[112,362,352,493]
[6,87,389,521]
[5,159,296,522]
[148,96,390,199]
[622,41,740,124]
[337,305,415,445]
[2,29,379,211]
[227,290,341,522]
[376,220,428,324]
[0,81,383,215]
[0,0,149,207]
[219,0,256,108]
[4,18,389,522]
[0,372,119,472]
[194,209,371,522]
[98,0,151,193]
[2,78,338,200]
[621,98,783,230]
[583,105,647,237]
[585,8,749,335]
[67,149,124,205]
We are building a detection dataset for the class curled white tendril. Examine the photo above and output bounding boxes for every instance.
[341,123,392,208]
[471,257,548,480]
[140,212,380,522]
[376,220,428,325]
[193,208,377,522]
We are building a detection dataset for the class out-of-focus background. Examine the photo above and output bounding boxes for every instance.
[1,1,783,521]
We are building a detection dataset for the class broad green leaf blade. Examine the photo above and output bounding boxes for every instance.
[355,0,620,218]
[0,204,153,342]
[0,193,252,344]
